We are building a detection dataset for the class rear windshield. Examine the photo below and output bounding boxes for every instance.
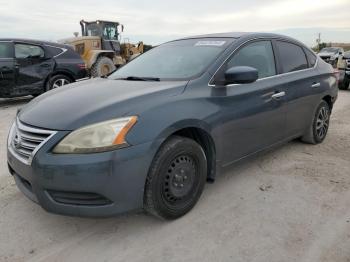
[109,38,235,81]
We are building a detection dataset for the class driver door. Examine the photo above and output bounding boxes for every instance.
[213,40,287,165]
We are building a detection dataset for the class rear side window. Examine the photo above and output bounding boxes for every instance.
[15,44,45,59]
[276,41,308,73]
[0,42,13,58]
[227,40,276,79]
[304,48,317,67]
[46,46,64,57]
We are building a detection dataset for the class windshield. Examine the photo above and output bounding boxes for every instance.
[109,38,235,80]
[320,47,339,53]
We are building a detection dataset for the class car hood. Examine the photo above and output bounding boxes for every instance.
[19,78,188,130]
[318,51,336,57]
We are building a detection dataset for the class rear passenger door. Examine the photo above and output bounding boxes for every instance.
[14,43,55,94]
[273,40,320,138]
[0,41,15,97]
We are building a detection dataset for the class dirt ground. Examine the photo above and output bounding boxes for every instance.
[0,91,350,262]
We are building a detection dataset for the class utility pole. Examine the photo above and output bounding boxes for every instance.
[316,33,321,51]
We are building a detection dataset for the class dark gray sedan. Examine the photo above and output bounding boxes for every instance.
[7,32,338,219]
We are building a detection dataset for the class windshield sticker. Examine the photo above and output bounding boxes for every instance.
[195,41,226,47]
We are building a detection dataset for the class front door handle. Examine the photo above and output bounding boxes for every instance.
[311,82,321,88]
[271,91,286,100]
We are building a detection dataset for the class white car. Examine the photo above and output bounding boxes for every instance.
[318,47,345,66]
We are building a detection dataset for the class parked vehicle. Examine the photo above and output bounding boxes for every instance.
[338,51,350,90]
[61,20,144,77]
[0,39,87,98]
[7,33,338,219]
[318,47,344,67]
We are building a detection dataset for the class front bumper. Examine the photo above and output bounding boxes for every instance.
[7,130,157,217]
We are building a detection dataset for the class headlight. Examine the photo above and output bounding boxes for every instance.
[53,116,137,154]
[7,121,16,148]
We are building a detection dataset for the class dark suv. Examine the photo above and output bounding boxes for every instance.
[7,33,338,219]
[339,51,350,90]
[0,39,87,98]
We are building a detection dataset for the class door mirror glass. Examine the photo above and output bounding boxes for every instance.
[225,66,258,85]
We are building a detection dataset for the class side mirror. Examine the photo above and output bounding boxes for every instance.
[224,66,258,85]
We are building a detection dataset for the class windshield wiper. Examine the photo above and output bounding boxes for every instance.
[116,76,160,81]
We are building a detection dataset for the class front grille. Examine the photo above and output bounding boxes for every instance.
[8,119,56,165]
[47,190,113,206]
[320,56,331,62]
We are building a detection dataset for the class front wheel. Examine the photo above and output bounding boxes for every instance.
[301,101,330,144]
[91,56,116,77]
[144,136,207,220]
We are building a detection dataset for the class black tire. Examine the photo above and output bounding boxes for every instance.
[301,101,330,144]
[46,74,72,91]
[339,79,349,90]
[144,136,207,220]
[91,56,116,77]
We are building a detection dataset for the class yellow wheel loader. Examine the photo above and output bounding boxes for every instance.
[62,20,144,77]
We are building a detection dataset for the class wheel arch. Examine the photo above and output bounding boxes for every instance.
[86,50,115,68]
[149,120,217,182]
[322,95,333,112]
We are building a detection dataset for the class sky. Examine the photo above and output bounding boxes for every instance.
[0,0,349,47]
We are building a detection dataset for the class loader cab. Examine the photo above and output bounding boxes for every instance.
[80,20,123,53]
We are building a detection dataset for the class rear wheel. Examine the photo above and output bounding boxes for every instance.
[339,78,349,90]
[91,56,116,77]
[301,101,330,144]
[144,136,207,220]
[46,74,72,91]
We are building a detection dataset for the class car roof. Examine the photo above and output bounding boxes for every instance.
[178,32,290,40]
[0,38,70,49]
[173,32,308,47]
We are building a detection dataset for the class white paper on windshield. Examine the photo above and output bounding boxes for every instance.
[194,41,226,47]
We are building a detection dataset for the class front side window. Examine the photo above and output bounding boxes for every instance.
[276,41,308,73]
[0,42,13,58]
[86,24,101,37]
[226,41,276,79]
[109,38,235,80]
[15,44,45,59]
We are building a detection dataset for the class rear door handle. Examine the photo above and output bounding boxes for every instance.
[271,91,286,100]
[40,64,51,68]
[311,82,321,88]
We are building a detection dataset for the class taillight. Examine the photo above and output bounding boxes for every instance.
[334,69,340,85]
[77,63,86,70]
[92,41,100,48]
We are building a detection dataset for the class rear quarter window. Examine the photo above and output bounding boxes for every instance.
[45,46,65,57]
[276,41,308,73]
[304,48,317,67]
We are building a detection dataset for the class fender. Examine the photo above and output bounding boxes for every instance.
[86,50,115,68]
